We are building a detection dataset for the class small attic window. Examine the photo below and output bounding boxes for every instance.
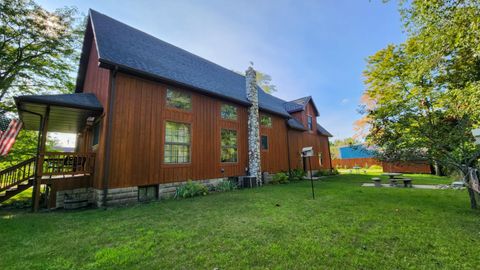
[221,104,237,120]
[166,89,191,111]
[260,115,272,127]
[307,116,313,130]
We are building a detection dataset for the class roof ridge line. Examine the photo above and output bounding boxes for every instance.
[89,9,247,82]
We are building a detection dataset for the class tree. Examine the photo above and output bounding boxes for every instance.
[0,0,83,167]
[361,0,480,208]
[0,0,83,112]
[256,70,277,94]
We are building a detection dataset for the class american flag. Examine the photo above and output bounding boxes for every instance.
[0,119,23,156]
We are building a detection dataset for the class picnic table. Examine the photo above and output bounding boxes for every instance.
[382,172,403,179]
[381,173,412,187]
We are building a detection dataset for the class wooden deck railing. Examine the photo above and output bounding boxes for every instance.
[0,152,95,193]
[0,157,36,192]
[42,152,96,176]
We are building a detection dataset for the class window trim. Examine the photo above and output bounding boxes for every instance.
[260,115,273,128]
[165,88,192,112]
[220,103,238,121]
[163,120,192,165]
[318,152,323,167]
[261,135,269,151]
[220,128,238,164]
[307,115,313,130]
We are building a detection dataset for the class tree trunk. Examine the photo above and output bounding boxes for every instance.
[467,187,477,209]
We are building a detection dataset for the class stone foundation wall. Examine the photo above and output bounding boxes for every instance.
[94,186,138,207]
[88,178,227,207]
[56,188,94,209]
[158,178,226,199]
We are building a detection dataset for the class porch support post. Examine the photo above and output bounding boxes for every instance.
[33,106,49,212]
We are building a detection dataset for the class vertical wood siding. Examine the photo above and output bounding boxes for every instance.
[80,39,111,189]
[288,130,332,171]
[260,113,289,173]
[107,73,249,188]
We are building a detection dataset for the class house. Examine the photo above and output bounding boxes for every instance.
[332,144,432,174]
[7,10,333,210]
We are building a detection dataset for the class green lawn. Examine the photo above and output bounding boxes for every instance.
[1,173,479,269]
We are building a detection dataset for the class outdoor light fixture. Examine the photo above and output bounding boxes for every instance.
[86,116,95,126]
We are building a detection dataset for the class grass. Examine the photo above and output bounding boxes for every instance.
[0,173,479,269]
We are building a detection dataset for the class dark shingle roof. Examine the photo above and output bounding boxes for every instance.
[284,101,304,113]
[317,124,333,137]
[86,9,293,117]
[287,118,307,131]
[285,96,319,116]
[15,93,103,112]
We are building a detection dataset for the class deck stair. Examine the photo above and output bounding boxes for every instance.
[0,157,36,204]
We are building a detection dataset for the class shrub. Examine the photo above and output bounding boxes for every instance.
[289,169,306,181]
[175,181,209,199]
[271,172,289,184]
[214,180,237,192]
[369,165,383,170]
[314,169,339,177]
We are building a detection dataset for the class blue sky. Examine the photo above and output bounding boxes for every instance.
[39,0,405,140]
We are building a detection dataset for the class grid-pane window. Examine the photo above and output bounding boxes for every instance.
[261,135,268,150]
[221,129,238,163]
[221,104,237,120]
[307,116,313,130]
[166,89,191,110]
[260,115,272,127]
[164,122,191,163]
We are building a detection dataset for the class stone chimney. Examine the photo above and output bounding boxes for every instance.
[245,66,262,184]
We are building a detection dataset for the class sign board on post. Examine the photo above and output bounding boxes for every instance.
[302,146,315,199]
[302,146,314,157]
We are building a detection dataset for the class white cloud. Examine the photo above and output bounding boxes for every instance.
[341,98,349,104]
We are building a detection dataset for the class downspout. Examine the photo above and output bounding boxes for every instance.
[286,122,292,177]
[327,137,333,171]
[102,66,118,208]
[20,109,43,211]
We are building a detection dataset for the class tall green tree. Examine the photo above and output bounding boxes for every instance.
[361,0,480,208]
[0,0,83,112]
[0,0,83,166]
[256,70,277,94]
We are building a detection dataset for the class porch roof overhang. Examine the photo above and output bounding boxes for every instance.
[14,93,103,133]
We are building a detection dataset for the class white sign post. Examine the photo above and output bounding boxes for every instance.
[302,146,315,199]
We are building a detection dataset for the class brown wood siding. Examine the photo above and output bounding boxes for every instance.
[260,113,289,173]
[80,39,111,189]
[107,72,248,188]
[288,130,331,171]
